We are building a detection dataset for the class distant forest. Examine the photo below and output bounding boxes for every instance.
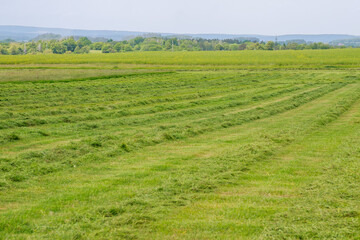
[0,36,355,55]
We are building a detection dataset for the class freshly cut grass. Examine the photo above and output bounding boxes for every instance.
[0,50,359,239]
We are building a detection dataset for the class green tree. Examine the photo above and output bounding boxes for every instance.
[62,37,77,52]
[131,37,145,46]
[246,42,256,50]
[239,43,247,50]
[77,37,92,48]
[101,44,115,53]
[265,41,275,50]
[0,46,8,55]
[9,44,21,55]
[91,42,104,50]
[141,44,163,51]
[50,42,66,54]
[229,44,239,51]
[254,42,264,50]
[74,46,81,54]
[123,44,133,52]
[286,43,300,50]
[114,42,123,52]
[82,46,90,53]
[74,46,90,54]
[164,40,172,50]
[215,44,224,51]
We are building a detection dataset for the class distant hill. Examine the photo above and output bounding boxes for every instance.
[30,33,109,43]
[0,38,15,43]
[0,25,146,41]
[285,39,307,45]
[0,25,358,43]
[72,36,109,42]
[275,34,357,43]
[330,38,360,47]
[31,33,62,41]
[177,34,358,43]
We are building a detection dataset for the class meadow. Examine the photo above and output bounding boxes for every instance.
[0,49,360,239]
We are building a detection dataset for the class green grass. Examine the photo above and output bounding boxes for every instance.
[1,49,360,68]
[0,49,360,239]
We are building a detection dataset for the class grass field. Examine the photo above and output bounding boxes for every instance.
[0,50,360,239]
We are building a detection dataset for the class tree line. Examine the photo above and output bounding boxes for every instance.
[0,36,349,55]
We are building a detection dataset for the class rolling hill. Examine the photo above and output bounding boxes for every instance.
[0,25,358,43]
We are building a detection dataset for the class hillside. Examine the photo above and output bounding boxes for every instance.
[331,38,360,47]
[0,25,358,42]
[0,25,146,41]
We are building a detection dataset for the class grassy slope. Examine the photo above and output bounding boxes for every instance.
[0,50,360,239]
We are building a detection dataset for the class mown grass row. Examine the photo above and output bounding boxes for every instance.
[0,83,290,120]
[0,74,295,118]
[1,71,323,148]
[0,72,245,107]
[0,71,175,85]
[0,83,324,152]
[0,82,347,190]
[1,70,351,110]
[148,85,360,240]
[2,71,348,134]
[260,104,360,239]
[0,71,293,102]
[1,82,359,240]
[0,83,311,130]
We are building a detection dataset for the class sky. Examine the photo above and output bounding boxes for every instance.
[1,0,360,35]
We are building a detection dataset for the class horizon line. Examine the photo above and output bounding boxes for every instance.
[1,25,359,37]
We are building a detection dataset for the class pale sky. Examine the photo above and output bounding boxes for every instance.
[1,0,360,35]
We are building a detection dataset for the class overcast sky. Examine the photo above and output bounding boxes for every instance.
[1,0,360,35]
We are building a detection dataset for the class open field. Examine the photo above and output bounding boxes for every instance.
[1,50,360,239]
[1,49,360,68]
